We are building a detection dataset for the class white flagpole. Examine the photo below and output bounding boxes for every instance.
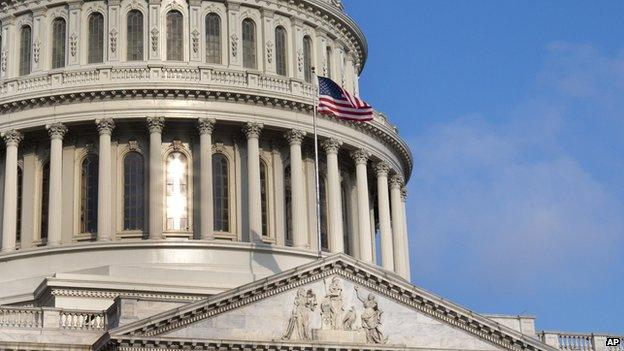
[312,67,322,258]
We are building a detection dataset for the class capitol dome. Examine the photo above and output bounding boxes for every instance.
[0,0,412,307]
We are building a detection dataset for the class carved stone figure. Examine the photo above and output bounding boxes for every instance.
[320,277,344,330]
[282,288,317,341]
[342,306,357,330]
[354,287,387,344]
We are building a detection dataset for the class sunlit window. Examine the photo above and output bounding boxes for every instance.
[166,152,189,231]
[166,10,183,61]
[127,10,144,61]
[205,13,221,64]
[275,26,287,76]
[88,13,104,63]
[51,18,66,69]
[242,19,256,69]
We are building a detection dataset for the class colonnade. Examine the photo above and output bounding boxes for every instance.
[0,118,410,278]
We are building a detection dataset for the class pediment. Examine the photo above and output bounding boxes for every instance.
[107,254,554,351]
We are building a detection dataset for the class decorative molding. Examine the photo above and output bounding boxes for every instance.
[243,122,263,139]
[285,129,306,146]
[109,29,118,53]
[2,129,23,146]
[321,138,342,154]
[46,122,68,140]
[69,32,78,57]
[150,27,159,52]
[197,118,216,135]
[146,117,165,134]
[400,186,407,202]
[350,149,369,165]
[191,29,200,54]
[128,139,140,152]
[373,161,389,177]
[171,139,184,151]
[211,142,225,154]
[389,175,404,190]
[297,49,303,72]
[230,33,238,57]
[33,41,41,63]
[95,118,115,135]
[266,41,273,64]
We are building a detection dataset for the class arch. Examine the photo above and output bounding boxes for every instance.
[260,159,269,237]
[242,18,256,69]
[51,18,66,69]
[205,13,221,64]
[165,151,189,231]
[87,12,105,63]
[123,151,145,231]
[80,153,99,233]
[303,35,313,83]
[126,10,144,61]
[166,10,183,61]
[40,161,50,241]
[275,26,287,76]
[19,25,32,76]
[212,152,229,232]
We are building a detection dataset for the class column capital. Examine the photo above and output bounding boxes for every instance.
[401,186,408,201]
[285,129,306,146]
[147,117,165,134]
[321,138,342,154]
[350,148,369,165]
[46,123,68,140]
[373,161,390,177]
[95,118,115,135]
[2,130,23,147]
[243,122,263,139]
[198,118,216,135]
[390,174,404,189]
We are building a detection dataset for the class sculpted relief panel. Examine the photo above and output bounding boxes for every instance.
[164,276,501,350]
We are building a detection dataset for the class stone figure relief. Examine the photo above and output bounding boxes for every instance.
[320,277,345,330]
[70,33,78,57]
[109,29,118,53]
[151,27,159,52]
[230,34,238,58]
[281,288,317,341]
[354,286,387,344]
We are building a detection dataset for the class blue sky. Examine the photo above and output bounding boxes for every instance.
[344,0,624,333]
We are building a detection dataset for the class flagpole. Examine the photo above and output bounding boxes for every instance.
[312,67,322,259]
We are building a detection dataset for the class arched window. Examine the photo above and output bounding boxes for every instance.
[166,10,183,61]
[260,160,269,237]
[166,152,189,231]
[126,10,144,61]
[88,13,104,63]
[205,13,221,64]
[303,35,312,83]
[212,153,229,232]
[81,154,99,233]
[51,18,66,69]
[16,166,23,245]
[319,175,328,251]
[325,46,332,79]
[275,26,287,76]
[19,25,32,76]
[242,19,256,69]
[40,162,49,241]
[284,164,292,243]
[123,152,144,231]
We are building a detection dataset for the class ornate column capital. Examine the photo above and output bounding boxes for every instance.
[2,130,23,147]
[95,118,115,135]
[285,129,306,146]
[401,186,408,201]
[373,161,390,177]
[147,117,165,134]
[198,118,216,135]
[46,123,68,140]
[243,122,263,139]
[350,148,370,165]
[390,174,404,189]
[321,138,342,154]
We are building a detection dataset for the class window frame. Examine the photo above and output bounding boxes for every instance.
[79,153,99,235]
[87,12,105,64]
[204,12,222,64]
[303,35,313,83]
[19,25,32,76]
[126,9,145,61]
[166,10,184,61]
[162,142,193,237]
[242,18,257,69]
[51,17,67,69]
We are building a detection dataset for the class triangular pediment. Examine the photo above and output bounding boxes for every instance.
[105,254,555,351]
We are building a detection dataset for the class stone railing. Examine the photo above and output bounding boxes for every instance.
[0,306,107,331]
[540,332,624,351]
[0,64,319,104]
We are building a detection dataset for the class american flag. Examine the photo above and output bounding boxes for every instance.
[317,76,373,122]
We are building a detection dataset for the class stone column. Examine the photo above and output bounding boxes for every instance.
[372,161,392,270]
[285,129,306,248]
[96,119,115,241]
[322,138,344,253]
[198,118,215,240]
[243,122,263,241]
[46,123,68,246]
[401,186,411,280]
[147,117,165,240]
[351,149,372,262]
[1,131,22,252]
[390,175,407,278]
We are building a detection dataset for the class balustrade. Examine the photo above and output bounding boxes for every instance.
[540,332,624,351]
[0,306,106,331]
[0,307,42,328]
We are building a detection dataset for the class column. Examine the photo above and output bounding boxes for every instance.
[390,175,407,278]
[374,162,394,270]
[401,185,411,280]
[96,119,115,241]
[285,129,306,248]
[1,130,22,252]
[351,149,372,262]
[271,142,286,246]
[198,118,215,240]
[46,123,68,246]
[243,122,263,241]
[322,138,344,253]
[147,117,165,239]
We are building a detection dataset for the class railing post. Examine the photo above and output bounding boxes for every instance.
[42,307,60,329]
[542,332,561,349]
[593,334,608,351]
